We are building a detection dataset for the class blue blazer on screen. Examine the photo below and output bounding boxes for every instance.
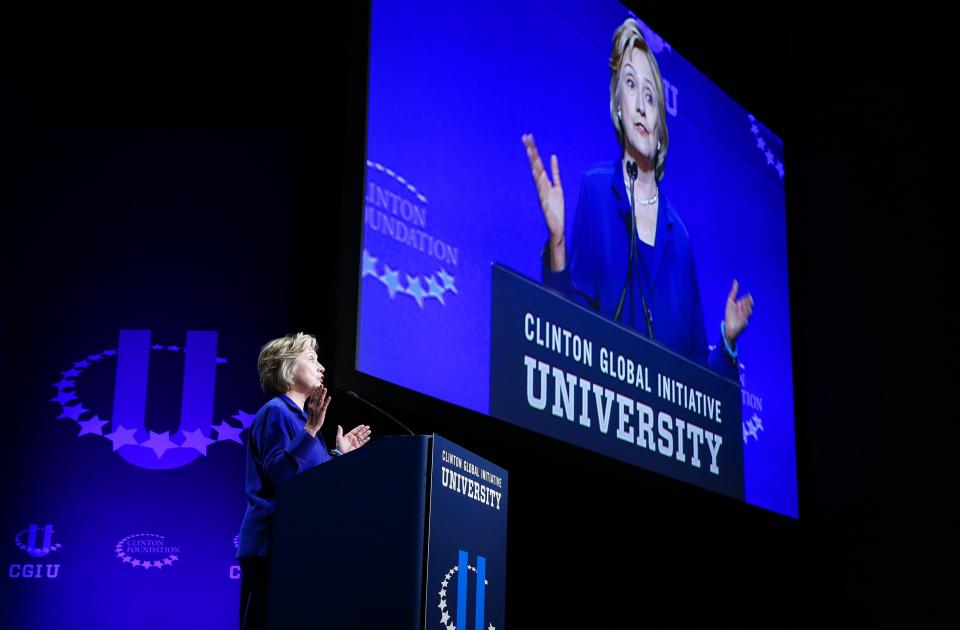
[237,393,337,558]
[540,157,739,382]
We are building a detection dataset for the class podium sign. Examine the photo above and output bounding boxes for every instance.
[490,263,744,500]
[424,434,508,630]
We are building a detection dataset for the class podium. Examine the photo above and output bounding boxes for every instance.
[266,433,508,630]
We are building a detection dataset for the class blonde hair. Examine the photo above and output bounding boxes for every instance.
[257,332,318,395]
[609,18,669,182]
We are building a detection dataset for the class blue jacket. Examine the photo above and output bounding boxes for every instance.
[237,393,337,558]
[541,158,738,382]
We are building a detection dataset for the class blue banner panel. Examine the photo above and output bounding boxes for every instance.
[426,434,508,630]
[490,264,744,500]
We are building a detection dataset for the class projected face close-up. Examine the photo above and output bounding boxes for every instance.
[618,47,661,168]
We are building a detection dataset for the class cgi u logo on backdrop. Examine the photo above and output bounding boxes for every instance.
[9,524,61,579]
[49,329,253,471]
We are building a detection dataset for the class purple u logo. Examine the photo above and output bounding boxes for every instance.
[112,329,221,470]
[15,524,61,558]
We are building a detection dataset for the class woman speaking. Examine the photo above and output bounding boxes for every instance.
[236,332,372,630]
[522,18,754,381]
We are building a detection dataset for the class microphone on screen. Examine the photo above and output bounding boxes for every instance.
[614,160,655,341]
[614,160,640,323]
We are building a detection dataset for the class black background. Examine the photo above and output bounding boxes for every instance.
[5,1,947,625]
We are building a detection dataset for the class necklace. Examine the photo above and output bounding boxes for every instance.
[625,175,658,206]
[636,188,658,206]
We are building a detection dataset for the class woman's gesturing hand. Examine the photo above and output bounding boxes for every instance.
[335,424,372,454]
[522,133,567,271]
[724,279,754,349]
[304,385,331,437]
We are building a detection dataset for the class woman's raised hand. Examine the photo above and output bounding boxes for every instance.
[522,133,565,244]
[305,385,331,437]
[723,279,754,349]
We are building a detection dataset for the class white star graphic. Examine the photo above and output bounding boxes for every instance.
[424,274,446,305]
[362,248,379,278]
[437,267,458,294]
[405,274,426,308]
[380,264,403,298]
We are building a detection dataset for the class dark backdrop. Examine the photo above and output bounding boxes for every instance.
[5,1,945,626]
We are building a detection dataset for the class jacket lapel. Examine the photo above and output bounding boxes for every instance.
[647,193,674,294]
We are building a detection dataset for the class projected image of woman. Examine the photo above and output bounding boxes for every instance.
[521,17,754,380]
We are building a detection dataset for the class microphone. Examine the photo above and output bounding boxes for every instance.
[346,390,415,436]
[614,161,639,322]
[613,160,655,340]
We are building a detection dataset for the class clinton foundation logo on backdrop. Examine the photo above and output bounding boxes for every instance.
[49,329,254,471]
[114,534,181,570]
[361,159,459,308]
[738,360,766,444]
